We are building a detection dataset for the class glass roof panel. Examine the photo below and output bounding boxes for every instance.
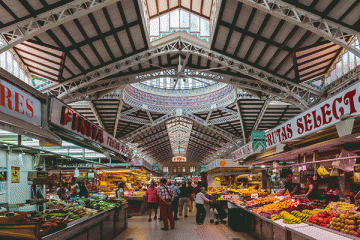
[149,9,210,42]
[140,76,217,90]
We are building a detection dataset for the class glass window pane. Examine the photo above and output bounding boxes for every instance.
[14,60,19,77]
[190,15,199,32]
[0,53,5,69]
[350,53,356,70]
[170,9,180,28]
[150,18,159,36]
[19,69,24,80]
[180,10,190,28]
[182,167,186,172]
[343,52,349,73]
[6,52,12,73]
[160,14,169,32]
[200,18,210,36]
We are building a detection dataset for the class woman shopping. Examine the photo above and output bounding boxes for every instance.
[305,176,319,199]
[195,187,213,225]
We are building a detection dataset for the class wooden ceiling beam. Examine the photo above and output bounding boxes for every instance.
[46,30,85,73]
[254,20,285,65]
[73,18,105,65]
[265,26,299,69]
[222,2,242,53]
[117,1,136,52]
[274,30,312,77]
[88,13,115,59]
[59,25,94,69]
[244,14,271,61]
[232,8,257,57]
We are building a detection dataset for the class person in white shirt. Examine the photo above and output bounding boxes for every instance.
[195,187,213,225]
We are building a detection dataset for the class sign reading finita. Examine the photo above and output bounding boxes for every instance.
[172,157,186,162]
[0,79,41,126]
[50,98,132,158]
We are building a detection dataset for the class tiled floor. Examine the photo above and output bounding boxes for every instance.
[116,206,256,240]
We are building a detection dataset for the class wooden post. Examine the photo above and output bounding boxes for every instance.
[17,135,21,146]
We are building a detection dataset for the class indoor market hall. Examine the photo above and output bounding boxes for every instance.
[0,0,359,239]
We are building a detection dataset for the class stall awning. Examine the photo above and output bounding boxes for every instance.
[0,111,61,146]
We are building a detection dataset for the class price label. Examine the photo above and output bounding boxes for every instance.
[251,193,258,199]
[333,207,342,213]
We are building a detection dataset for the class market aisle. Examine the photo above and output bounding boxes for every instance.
[116,207,255,240]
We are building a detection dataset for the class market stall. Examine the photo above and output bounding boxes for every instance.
[227,195,360,240]
[97,159,153,216]
[205,159,265,201]
[0,198,128,240]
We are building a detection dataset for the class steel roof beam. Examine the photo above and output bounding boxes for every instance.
[0,0,122,55]
[113,100,123,137]
[88,100,104,129]
[235,100,246,144]
[41,33,318,108]
[252,100,269,131]
[237,0,360,58]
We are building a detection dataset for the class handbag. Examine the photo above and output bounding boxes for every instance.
[164,186,173,200]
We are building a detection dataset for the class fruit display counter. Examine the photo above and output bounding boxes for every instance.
[0,198,128,240]
[227,197,360,240]
[122,191,147,216]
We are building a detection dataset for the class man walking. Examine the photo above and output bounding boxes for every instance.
[157,178,175,230]
[169,180,180,220]
[187,181,194,212]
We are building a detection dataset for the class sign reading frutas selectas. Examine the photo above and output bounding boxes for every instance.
[50,98,132,158]
[233,82,360,160]
[0,79,41,126]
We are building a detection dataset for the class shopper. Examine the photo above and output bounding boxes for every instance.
[195,187,212,225]
[116,182,125,199]
[187,181,194,212]
[169,180,180,220]
[305,176,319,199]
[194,181,202,196]
[146,181,158,222]
[178,183,190,218]
[56,182,70,200]
[279,174,301,196]
[157,178,175,230]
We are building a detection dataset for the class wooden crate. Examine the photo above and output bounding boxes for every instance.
[0,211,29,224]
[0,223,42,240]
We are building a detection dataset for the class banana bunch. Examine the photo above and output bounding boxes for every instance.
[280,211,301,224]
[317,166,329,176]
[270,214,281,221]
[302,209,326,216]
[291,211,310,221]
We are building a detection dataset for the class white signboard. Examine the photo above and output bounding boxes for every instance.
[231,142,255,161]
[0,79,41,126]
[219,195,240,200]
[232,82,360,160]
[206,159,240,171]
[50,98,133,158]
[251,193,258,199]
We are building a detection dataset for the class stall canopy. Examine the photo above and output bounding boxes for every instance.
[0,68,61,145]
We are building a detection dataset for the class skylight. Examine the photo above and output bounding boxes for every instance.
[141,76,217,90]
[149,9,210,42]
[166,117,193,156]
